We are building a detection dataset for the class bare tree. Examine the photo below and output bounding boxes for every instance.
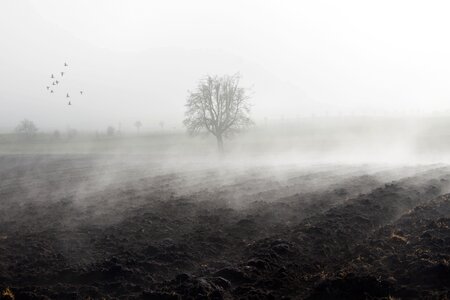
[135,121,142,134]
[184,74,252,152]
[15,119,38,139]
[53,130,61,140]
[66,128,78,140]
[107,126,116,137]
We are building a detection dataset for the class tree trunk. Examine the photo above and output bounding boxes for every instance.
[216,134,224,153]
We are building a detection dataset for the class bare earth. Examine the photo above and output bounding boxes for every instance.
[1,154,450,299]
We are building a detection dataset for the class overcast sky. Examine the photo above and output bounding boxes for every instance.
[1,0,450,131]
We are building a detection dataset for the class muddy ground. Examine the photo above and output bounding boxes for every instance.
[1,155,450,299]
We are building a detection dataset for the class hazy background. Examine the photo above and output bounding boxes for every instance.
[2,0,450,132]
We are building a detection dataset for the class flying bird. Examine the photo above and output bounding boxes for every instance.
[64,62,68,67]
[68,101,71,105]
[55,80,59,84]
[66,93,70,98]
[80,91,83,95]
[52,82,55,86]
[51,74,54,78]
[46,86,49,90]
[50,90,54,93]
[61,72,64,76]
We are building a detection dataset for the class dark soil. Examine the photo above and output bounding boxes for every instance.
[1,155,450,299]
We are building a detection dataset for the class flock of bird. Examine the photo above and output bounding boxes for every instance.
[46,62,83,106]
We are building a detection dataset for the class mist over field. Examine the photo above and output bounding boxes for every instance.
[2,1,450,299]
[3,115,450,165]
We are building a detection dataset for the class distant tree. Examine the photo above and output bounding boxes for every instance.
[183,74,252,152]
[67,128,78,139]
[134,121,142,134]
[53,130,61,140]
[15,119,38,139]
[107,126,115,137]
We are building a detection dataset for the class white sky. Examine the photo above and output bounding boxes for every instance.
[1,0,450,130]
